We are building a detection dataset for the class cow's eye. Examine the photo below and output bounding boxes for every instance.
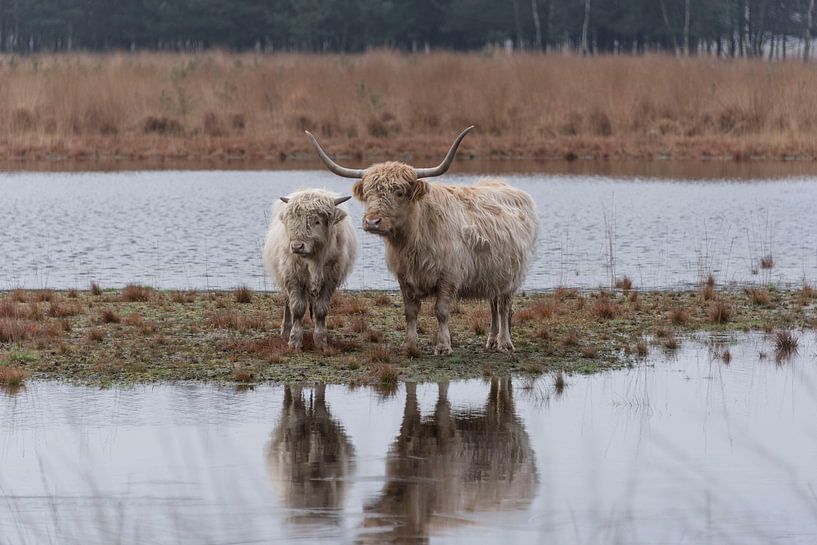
[394,189,405,198]
[314,218,321,226]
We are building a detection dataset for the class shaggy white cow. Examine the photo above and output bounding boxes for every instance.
[262,189,357,351]
[306,127,538,355]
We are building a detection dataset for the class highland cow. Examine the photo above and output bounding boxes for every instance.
[263,189,357,351]
[307,127,537,354]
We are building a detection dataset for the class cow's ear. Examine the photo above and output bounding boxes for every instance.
[352,181,364,200]
[333,208,347,224]
[411,180,428,201]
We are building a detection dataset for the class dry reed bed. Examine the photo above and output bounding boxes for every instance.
[0,283,814,388]
[3,52,817,164]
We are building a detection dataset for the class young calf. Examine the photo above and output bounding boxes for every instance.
[263,190,357,351]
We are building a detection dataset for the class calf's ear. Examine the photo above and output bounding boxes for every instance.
[410,180,428,201]
[352,182,364,200]
[333,208,347,224]
[279,197,290,203]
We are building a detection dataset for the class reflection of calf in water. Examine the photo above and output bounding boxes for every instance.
[266,384,355,525]
[362,378,537,543]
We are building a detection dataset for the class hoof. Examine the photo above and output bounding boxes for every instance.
[288,338,303,351]
[485,337,498,350]
[281,327,292,339]
[434,345,453,356]
[403,342,421,356]
[497,341,515,353]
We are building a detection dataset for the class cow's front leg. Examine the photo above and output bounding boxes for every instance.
[497,294,515,352]
[434,285,455,356]
[288,292,308,351]
[312,289,331,352]
[400,284,421,354]
[280,299,292,339]
[485,297,499,350]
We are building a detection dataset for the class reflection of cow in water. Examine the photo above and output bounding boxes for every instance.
[361,377,537,543]
[266,384,355,525]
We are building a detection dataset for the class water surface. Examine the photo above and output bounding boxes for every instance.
[2,333,816,544]
[0,170,815,290]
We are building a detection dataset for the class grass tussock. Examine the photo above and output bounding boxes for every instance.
[635,340,649,358]
[48,301,81,318]
[373,293,392,306]
[515,299,557,324]
[99,309,121,324]
[369,345,392,364]
[371,363,399,385]
[760,255,775,270]
[121,284,153,302]
[615,276,633,291]
[90,282,103,296]
[592,292,619,320]
[709,301,733,324]
[7,52,817,164]
[233,286,253,304]
[0,319,60,343]
[333,294,369,316]
[668,307,690,325]
[774,330,799,356]
[0,365,29,388]
[206,310,266,332]
[745,287,771,306]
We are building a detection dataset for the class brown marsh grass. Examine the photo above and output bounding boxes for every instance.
[774,330,799,356]
[709,301,733,324]
[668,307,691,325]
[745,287,771,306]
[120,284,153,302]
[0,365,29,388]
[233,285,253,304]
[6,52,817,164]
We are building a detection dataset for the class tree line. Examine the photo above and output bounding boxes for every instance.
[0,0,815,59]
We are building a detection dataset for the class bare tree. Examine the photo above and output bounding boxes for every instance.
[512,0,523,49]
[581,0,591,55]
[805,0,815,62]
[531,0,543,50]
[683,0,691,55]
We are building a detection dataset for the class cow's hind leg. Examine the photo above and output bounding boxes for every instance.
[280,298,292,339]
[497,294,515,352]
[434,284,455,356]
[485,297,499,350]
[288,294,308,351]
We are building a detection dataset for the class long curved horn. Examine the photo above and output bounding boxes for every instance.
[414,126,474,179]
[305,131,365,179]
[334,196,351,206]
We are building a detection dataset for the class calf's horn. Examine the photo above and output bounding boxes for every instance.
[334,196,352,206]
[305,131,365,179]
[414,126,474,179]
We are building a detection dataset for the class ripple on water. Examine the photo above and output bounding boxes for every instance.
[1,170,816,290]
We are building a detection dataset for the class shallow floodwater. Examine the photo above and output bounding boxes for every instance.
[1,170,816,291]
[2,333,816,544]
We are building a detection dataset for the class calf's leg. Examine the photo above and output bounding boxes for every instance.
[280,299,292,338]
[288,293,308,351]
[312,290,331,352]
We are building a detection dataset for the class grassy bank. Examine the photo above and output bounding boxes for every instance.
[0,283,814,389]
[3,52,817,166]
